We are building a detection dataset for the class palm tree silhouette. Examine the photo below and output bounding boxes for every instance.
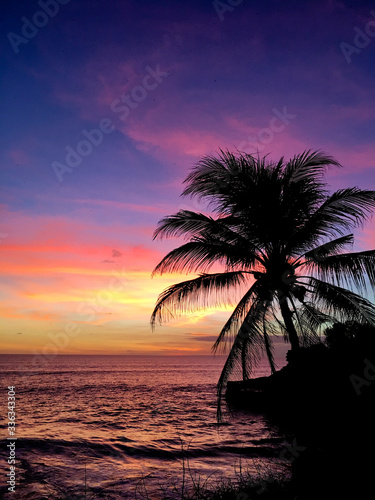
[151,150,375,411]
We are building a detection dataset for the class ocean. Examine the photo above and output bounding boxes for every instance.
[0,352,290,499]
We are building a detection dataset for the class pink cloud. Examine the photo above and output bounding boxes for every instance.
[0,209,163,276]
[128,127,228,159]
[7,149,31,165]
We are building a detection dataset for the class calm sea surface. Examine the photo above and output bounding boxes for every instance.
[0,353,289,499]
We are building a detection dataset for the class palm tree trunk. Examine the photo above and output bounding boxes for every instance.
[263,332,276,374]
[278,293,300,350]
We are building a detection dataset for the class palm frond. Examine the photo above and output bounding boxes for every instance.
[288,189,375,254]
[262,303,276,374]
[269,301,290,342]
[303,234,354,261]
[216,299,267,421]
[307,277,375,325]
[285,149,341,184]
[153,211,218,240]
[150,271,250,328]
[154,210,266,261]
[182,149,246,208]
[320,188,375,230]
[288,296,326,347]
[306,249,375,293]
[212,281,259,353]
[296,301,333,334]
[151,240,253,275]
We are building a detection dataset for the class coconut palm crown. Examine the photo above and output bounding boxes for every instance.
[150,150,375,414]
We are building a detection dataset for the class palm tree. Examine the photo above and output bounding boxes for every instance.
[150,149,375,414]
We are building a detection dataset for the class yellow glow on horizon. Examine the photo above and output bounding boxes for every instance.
[0,230,240,354]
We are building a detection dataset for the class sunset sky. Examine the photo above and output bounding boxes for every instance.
[1,0,374,354]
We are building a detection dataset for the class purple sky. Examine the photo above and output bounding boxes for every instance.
[1,0,374,354]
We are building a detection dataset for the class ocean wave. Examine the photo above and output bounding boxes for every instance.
[2,436,281,464]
